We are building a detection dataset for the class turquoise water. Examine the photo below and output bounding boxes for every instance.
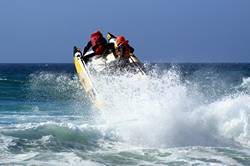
[1,63,250,165]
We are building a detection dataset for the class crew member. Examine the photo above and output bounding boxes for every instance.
[82,31,108,62]
[115,36,134,59]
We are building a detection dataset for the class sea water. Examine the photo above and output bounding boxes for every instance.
[0,63,250,165]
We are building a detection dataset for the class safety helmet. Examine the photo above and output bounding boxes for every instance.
[116,36,126,46]
[91,31,103,38]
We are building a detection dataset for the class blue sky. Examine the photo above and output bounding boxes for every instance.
[0,0,250,63]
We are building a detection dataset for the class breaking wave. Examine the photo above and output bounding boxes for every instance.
[1,64,250,165]
[21,66,250,148]
[91,66,250,148]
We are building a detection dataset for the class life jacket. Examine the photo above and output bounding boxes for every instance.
[90,31,106,55]
[116,41,131,58]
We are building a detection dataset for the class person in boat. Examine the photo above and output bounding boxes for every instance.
[82,31,113,63]
[115,35,134,59]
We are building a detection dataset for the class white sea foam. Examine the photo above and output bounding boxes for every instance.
[196,95,250,146]
[1,68,250,165]
[90,68,250,148]
[25,69,250,148]
[241,77,250,89]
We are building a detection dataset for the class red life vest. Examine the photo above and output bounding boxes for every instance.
[90,31,105,55]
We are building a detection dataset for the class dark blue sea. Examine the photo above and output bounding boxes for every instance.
[1,63,250,165]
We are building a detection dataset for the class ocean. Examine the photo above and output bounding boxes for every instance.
[0,63,250,165]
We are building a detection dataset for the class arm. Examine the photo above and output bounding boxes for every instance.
[129,45,134,53]
[83,41,92,55]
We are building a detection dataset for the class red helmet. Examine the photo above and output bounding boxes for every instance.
[91,31,103,38]
[116,36,127,46]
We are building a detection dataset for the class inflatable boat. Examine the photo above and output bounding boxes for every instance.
[73,33,145,109]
